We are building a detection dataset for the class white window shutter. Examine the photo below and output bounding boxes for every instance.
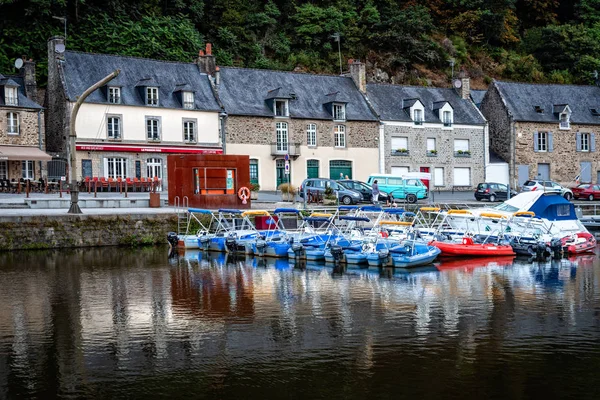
[534,132,539,152]
[576,132,581,152]
[592,133,596,152]
[548,132,553,152]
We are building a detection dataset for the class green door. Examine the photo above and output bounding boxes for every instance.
[307,159,319,179]
[329,160,352,180]
[276,159,287,188]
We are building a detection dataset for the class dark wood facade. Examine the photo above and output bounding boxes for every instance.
[167,154,251,209]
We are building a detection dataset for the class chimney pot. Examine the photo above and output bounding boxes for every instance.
[206,43,212,56]
[199,50,205,56]
[347,58,354,65]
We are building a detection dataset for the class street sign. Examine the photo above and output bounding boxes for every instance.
[284,160,290,174]
[284,153,289,161]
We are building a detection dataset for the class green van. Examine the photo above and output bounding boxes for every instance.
[366,174,428,203]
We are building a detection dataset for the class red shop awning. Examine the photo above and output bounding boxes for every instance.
[76,144,223,154]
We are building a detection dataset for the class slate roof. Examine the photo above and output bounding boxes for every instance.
[61,51,221,112]
[493,80,600,124]
[470,89,486,108]
[0,75,43,109]
[366,84,485,125]
[218,67,377,121]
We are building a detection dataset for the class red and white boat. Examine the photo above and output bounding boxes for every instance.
[561,232,596,254]
[429,237,516,257]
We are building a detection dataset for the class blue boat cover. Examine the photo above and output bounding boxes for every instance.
[218,209,243,214]
[338,205,359,211]
[188,208,213,214]
[303,217,331,222]
[359,205,382,212]
[528,193,577,221]
[383,208,406,215]
[273,208,301,214]
[339,216,371,222]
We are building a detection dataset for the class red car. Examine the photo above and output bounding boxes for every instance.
[572,184,600,200]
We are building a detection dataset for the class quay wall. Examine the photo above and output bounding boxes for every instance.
[0,214,177,251]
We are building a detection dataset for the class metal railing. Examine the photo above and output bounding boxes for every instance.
[270,142,301,156]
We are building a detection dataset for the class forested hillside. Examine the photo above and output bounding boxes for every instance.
[2,0,600,88]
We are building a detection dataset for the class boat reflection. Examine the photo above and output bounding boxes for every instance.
[436,256,516,272]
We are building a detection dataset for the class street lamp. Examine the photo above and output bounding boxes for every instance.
[448,58,455,81]
[68,69,121,214]
[52,16,67,41]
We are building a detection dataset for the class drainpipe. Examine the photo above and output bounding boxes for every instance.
[483,122,488,182]
[378,122,385,173]
[511,121,517,193]
[219,111,227,154]
[38,109,43,179]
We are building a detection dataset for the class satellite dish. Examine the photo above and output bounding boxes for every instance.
[55,43,66,53]
[453,79,462,89]
[14,58,23,69]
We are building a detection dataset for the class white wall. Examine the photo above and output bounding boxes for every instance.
[227,144,379,191]
[486,163,509,185]
[74,103,220,144]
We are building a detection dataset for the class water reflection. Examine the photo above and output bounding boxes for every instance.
[0,248,599,398]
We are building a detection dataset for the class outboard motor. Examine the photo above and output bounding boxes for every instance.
[255,239,267,257]
[549,238,564,259]
[199,236,211,251]
[167,232,179,258]
[291,243,305,259]
[225,235,237,253]
[329,244,344,265]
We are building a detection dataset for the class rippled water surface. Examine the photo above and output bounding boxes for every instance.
[1,247,600,399]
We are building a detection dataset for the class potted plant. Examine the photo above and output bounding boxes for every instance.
[428,149,438,155]
[323,186,337,205]
[250,182,260,200]
[395,148,409,155]
[278,183,297,202]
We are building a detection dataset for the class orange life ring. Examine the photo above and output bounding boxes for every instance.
[238,186,250,200]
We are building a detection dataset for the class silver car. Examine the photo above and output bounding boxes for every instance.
[521,180,573,200]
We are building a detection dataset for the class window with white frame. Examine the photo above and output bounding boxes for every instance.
[537,132,548,151]
[183,119,196,142]
[434,167,444,186]
[427,138,436,153]
[107,116,121,139]
[108,87,121,104]
[146,117,161,141]
[183,91,194,109]
[453,139,470,153]
[104,157,127,179]
[443,111,452,126]
[581,132,590,152]
[274,99,289,117]
[250,159,259,184]
[453,167,471,186]
[276,122,288,152]
[333,103,346,121]
[391,137,408,153]
[334,125,346,148]
[0,161,7,179]
[559,112,570,129]
[21,160,34,180]
[7,112,19,134]
[307,123,317,147]
[5,87,18,106]
[146,87,159,106]
[414,109,424,125]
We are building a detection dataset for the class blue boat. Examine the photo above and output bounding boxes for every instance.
[389,240,441,268]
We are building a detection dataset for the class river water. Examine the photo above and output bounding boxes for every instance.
[0,247,599,399]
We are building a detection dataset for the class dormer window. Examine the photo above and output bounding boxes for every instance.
[182,91,194,109]
[443,111,452,127]
[560,113,570,129]
[274,99,288,117]
[414,109,423,125]
[146,87,159,106]
[333,103,346,121]
[108,87,121,104]
[5,87,18,106]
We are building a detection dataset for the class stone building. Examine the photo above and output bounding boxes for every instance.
[0,60,50,183]
[197,50,380,191]
[481,80,600,188]
[366,79,487,190]
[45,37,223,189]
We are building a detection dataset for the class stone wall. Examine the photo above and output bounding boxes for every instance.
[0,108,41,145]
[0,213,177,251]
[480,83,512,165]
[515,121,600,185]
[384,124,485,189]
[226,116,379,148]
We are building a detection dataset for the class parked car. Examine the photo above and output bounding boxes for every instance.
[366,174,428,204]
[521,180,573,200]
[337,179,390,203]
[299,178,362,205]
[572,184,600,200]
[474,182,517,202]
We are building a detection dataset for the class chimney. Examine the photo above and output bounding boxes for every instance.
[196,43,216,76]
[20,59,37,101]
[348,59,366,93]
[457,70,470,99]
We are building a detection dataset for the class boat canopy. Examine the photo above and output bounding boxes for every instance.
[339,216,371,222]
[338,205,359,211]
[303,217,331,223]
[218,209,243,214]
[528,193,576,221]
[383,208,406,215]
[273,208,301,214]
[359,205,382,212]
[241,210,270,217]
[187,208,213,214]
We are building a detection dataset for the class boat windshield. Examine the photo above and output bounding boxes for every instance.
[493,202,519,213]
